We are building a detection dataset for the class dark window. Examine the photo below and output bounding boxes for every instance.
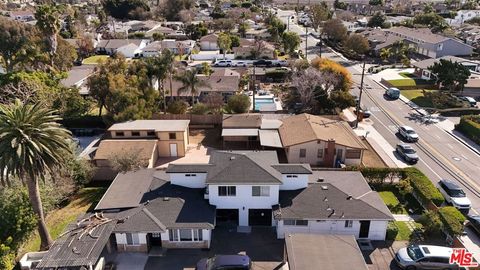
[299,149,306,158]
[115,131,125,137]
[147,131,155,136]
[345,149,362,159]
[132,131,140,136]
[345,220,353,228]
[317,149,324,158]
[284,220,308,226]
[218,186,236,196]
[169,132,176,140]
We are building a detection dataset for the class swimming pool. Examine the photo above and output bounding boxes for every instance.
[254,98,276,111]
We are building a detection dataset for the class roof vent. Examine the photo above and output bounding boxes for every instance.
[230,156,235,160]
[163,197,170,201]
[321,185,328,190]
[317,178,324,182]
[347,195,353,200]
[323,196,328,202]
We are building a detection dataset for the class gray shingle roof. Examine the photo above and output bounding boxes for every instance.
[271,164,312,174]
[166,164,214,173]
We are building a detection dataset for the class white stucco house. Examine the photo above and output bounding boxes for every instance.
[199,34,219,51]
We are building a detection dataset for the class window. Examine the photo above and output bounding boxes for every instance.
[115,131,125,137]
[345,149,362,159]
[185,174,197,177]
[286,175,298,178]
[317,148,324,158]
[169,132,177,140]
[284,220,308,226]
[147,131,155,136]
[169,229,203,242]
[336,149,343,159]
[218,186,236,196]
[252,186,270,197]
[125,233,140,245]
[299,149,306,158]
[132,131,140,136]
[345,220,353,228]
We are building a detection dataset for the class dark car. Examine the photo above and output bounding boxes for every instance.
[196,255,251,270]
[354,108,371,118]
[396,143,419,164]
[253,59,272,67]
[467,215,480,235]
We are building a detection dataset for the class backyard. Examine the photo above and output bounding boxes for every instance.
[82,55,110,65]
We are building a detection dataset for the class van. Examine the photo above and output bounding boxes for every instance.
[385,87,400,99]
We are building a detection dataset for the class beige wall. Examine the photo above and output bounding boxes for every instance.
[286,140,363,166]
[110,130,157,139]
[116,243,148,252]
[161,240,209,249]
[156,130,188,157]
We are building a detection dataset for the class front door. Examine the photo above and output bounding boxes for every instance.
[248,209,272,226]
[149,232,162,246]
[169,143,178,157]
[359,221,370,238]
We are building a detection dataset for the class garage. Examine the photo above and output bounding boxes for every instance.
[216,209,239,226]
[248,209,272,226]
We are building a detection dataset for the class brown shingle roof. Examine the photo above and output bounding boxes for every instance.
[222,114,263,128]
[94,140,157,161]
[200,33,218,42]
[278,113,366,149]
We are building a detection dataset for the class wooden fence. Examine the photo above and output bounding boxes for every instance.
[152,114,223,126]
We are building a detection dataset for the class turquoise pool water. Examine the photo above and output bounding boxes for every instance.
[254,98,275,110]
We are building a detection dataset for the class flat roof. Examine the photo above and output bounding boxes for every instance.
[259,129,283,148]
[285,234,369,270]
[108,120,190,132]
[221,128,258,137]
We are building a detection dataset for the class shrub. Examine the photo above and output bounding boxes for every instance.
[191,103,210,115]
[403,168,444,207]
[386,221,399,241]
[167,100,188,114]
[227,95,251,113]
[442,108,480,117]
[358,167,404,187]
[438,206,466,236]
[419,210,443,237]
[455,115,480,144]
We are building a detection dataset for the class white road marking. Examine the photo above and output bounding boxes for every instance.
[447,144,454,149]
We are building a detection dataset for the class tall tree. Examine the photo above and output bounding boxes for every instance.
[102,0,150,20]
[379,48,392,62]
[175,69,209,104]
[323,19,347,43]
[368,12,388,28]
[217,32,232,60]
[0,100,73,250]
[144,49,175,112]
[282,32,301,54]
[310,2,331,32]
[429,59,471,92]
[35,4,62,67]
[344,34,370,55]
[0,17,35,72]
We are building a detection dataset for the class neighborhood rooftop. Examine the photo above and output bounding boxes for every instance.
[107,119,190,131]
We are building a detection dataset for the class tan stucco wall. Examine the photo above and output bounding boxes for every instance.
[286,140,362,166]
[110,130,156,139]
[116,244,148,252]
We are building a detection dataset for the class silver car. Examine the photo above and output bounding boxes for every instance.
[396,143,419,164]
[399,126,419,142]
[395,245,459,270]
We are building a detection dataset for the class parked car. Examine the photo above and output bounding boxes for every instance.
[213,60,233,67]
[354,108,371,118]
[459,96,477,107]
[398,126,419,142]
[396,143,419,164]
[253,59,272,67]
[271,60,288,67]
[466,215,480,235]
[196,255,252,270]
[437,179,471,212]
[395,245,459,270]
[385,87,400,99]
[233,61,248,67]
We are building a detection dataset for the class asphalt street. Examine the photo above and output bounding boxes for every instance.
[275,9,480,214]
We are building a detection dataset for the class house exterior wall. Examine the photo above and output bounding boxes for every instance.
[437,39,473,57]
[208,184,280,226]
[160,229,211,249]
[285,141,362,167]
[170,173,207,188]
[276,220,388,240]
[115,233,149,252]
[200,41,219,51]
[279,175,309,190]
[110,130,157,139]
[156,130,188,157]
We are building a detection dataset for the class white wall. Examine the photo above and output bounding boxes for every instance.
[115,233,148,245]
[279,175,308,190]
[276,220,388,241]
[161,229,211,247]
[200,41,219,51]
[208,184,280,226]
[191,53,235,61]
[170,173,207,188]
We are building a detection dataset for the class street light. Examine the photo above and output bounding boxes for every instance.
[355,58,366,129]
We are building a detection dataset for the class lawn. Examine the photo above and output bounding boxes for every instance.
[400,89,437,108]
[21,187,106,253]
[394,221,424,241]
[379,191,407,214]
[82,55,109,65]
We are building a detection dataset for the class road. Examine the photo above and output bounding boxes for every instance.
[275,9,480,214]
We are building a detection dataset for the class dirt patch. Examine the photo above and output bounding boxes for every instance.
[189,127,222,149]
[362,138,387,168]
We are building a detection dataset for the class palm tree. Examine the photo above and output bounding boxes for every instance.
[379,48,391,63]
[175,69,210,105]
[0,100,73,250]
[35,4,61,67]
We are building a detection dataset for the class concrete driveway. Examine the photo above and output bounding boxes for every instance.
[144,227,284,270]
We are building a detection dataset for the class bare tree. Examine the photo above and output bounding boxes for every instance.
[109,149,148,173]
[250,38,267,59]
[291,67,323,109]
[0,81,37,104]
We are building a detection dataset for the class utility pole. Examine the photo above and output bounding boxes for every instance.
[305,26,308,59]
[251,65,256,112]
[355,58,366,129]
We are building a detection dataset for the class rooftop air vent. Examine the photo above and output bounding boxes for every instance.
[347,195,353,200]
[230,156,235,160]
[317,178,324,182]
[321,185,328,190]
[323,197,328,202]
[163,197,170,201]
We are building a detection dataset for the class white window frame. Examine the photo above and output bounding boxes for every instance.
[345,220,353,228]
[169,229,203,242]
[218,186,236,196]
[284,220,308,226]
[252,186,270,197]
[125,233,140,246]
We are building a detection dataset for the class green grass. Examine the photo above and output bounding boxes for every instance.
[379,191,400,207]
[388,78,416,87]
[82,55,109,65]
[394,221,424,241]
[21,187,106,253]
[401,89,437,108]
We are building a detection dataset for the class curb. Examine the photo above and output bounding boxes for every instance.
[442,128,480,156]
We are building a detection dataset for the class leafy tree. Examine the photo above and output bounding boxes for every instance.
[230,34,240,48]
[379,47,391,62]
[204,93,224,114]
[344,34,370,55]
[238,22,250,38]
[334,0,347,10]
[144,50,174,112]
[102,0,150,20]
[310,2,331,32]
[51,87,93,119]
[209,18,236,32]
[428,59,471,91]
[201,62,213,76]
[368,12,387,28]
[413,12,448,33]
[311,57,352,91]
[282,32,301,54]
[191,103,210,114]
[175,69,210,104]
[160,0,193,20]
[369,0,383,5]
[35,4,62,67]
[110,148,147,172]
[217,32,232,59]
[210,0,226,18]
[76,34,95,59]
[185,23,208,40]
[266,15,286,43]
[323,19,347,43]
[227,94,251,113]
[167,100,188,114]
[0,17,36,72]
[0,100,73,250]
[52,37,77,72]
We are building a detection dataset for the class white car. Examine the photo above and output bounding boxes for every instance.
[233,61,248,67]
[213,60,233,67]
[438,179,471,213]
[398,126,419,142]
[395,245,458,270]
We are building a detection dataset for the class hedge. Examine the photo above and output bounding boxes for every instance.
[358,167,404,186]
[438,206,466,236]
[455,115,480,144]
[60,115,107,129]
[403,168,445,207]
[442,108,480,117]
[386,221,399,241]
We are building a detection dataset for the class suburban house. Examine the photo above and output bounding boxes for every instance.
[140,41,163,57]
[92,120,190,180]
[233,39,275,59]
[199,33,220,51]
[384,27,474,58]
[363,28,403,55]
[221,114,367,167]
[60,65,96,95]
[446,10,480,26]
[412,56,480,80]
[160,39,196,55]
[9,10,35,22]
[33,151,392,269]
[283,234,369,270]
[95,39,149,57]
